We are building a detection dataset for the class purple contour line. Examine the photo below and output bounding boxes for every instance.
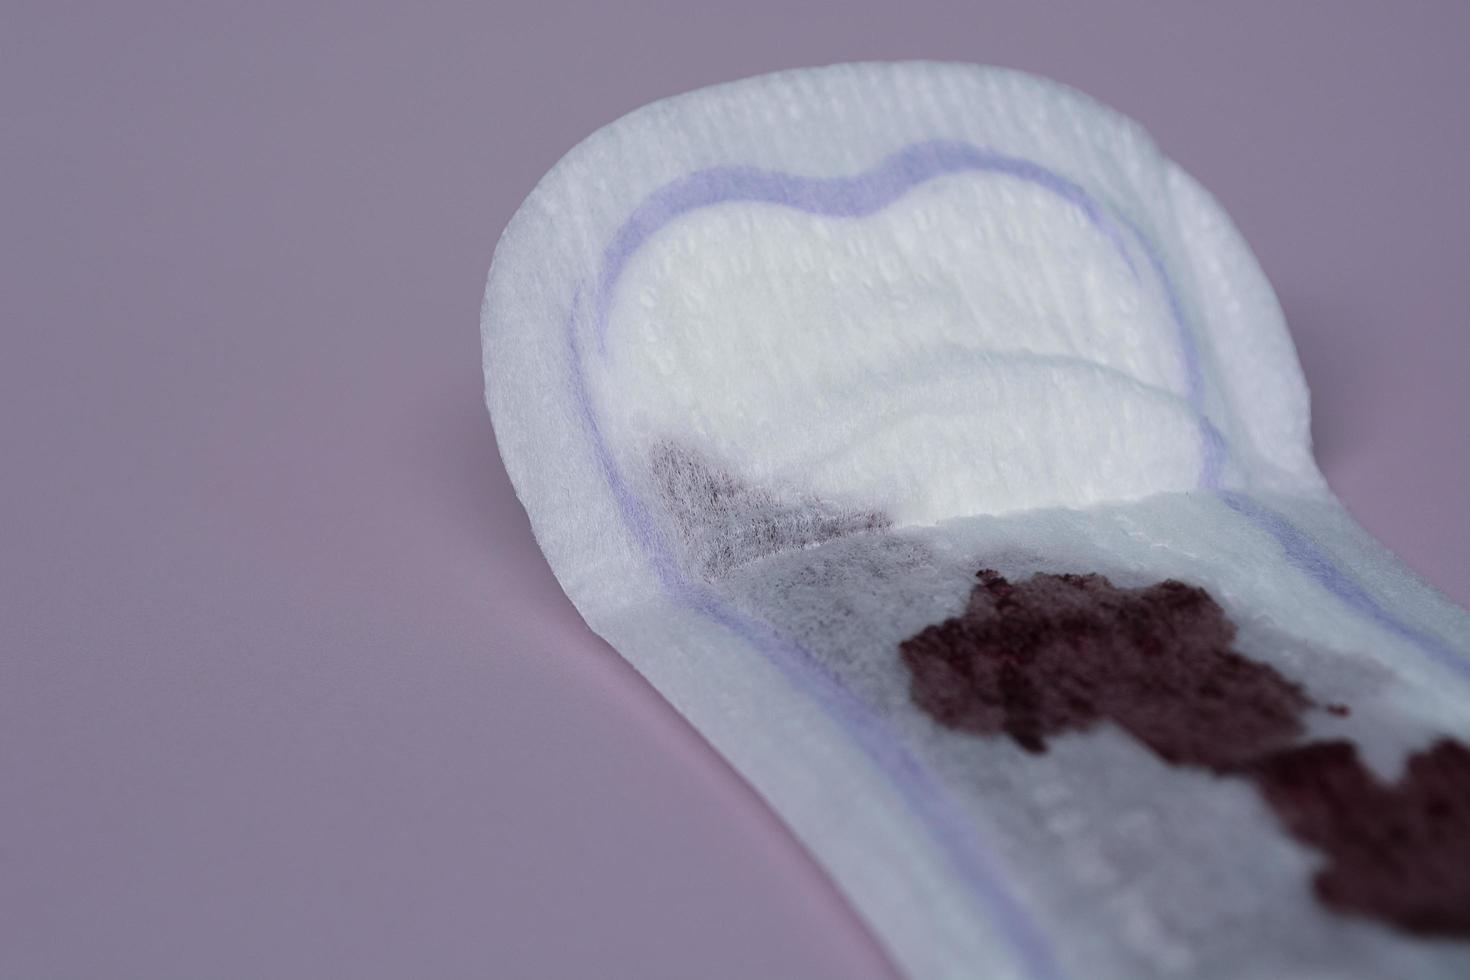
[1218,491,1470,683]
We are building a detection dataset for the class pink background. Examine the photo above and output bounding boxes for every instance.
[4,3,1467,977]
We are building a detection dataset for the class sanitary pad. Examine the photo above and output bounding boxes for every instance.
[481,63,1470,979]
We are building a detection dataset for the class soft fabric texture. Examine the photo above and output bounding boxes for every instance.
[482,62,1469,979]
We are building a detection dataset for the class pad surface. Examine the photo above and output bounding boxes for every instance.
[483,63,1470,979]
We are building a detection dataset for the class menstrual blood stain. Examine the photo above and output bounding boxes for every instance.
[901,570,1310,768]
[1251,739,1470,935]
[901,569,1470,936]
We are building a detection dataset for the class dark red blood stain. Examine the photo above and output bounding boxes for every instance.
[1251,739,1470,935]
[901,569,1470,937]
[901,570,1311,768]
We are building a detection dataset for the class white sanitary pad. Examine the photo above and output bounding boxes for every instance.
[482,63,1470,979]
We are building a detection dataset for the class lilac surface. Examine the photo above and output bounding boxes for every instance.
[3,3,1468,978]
